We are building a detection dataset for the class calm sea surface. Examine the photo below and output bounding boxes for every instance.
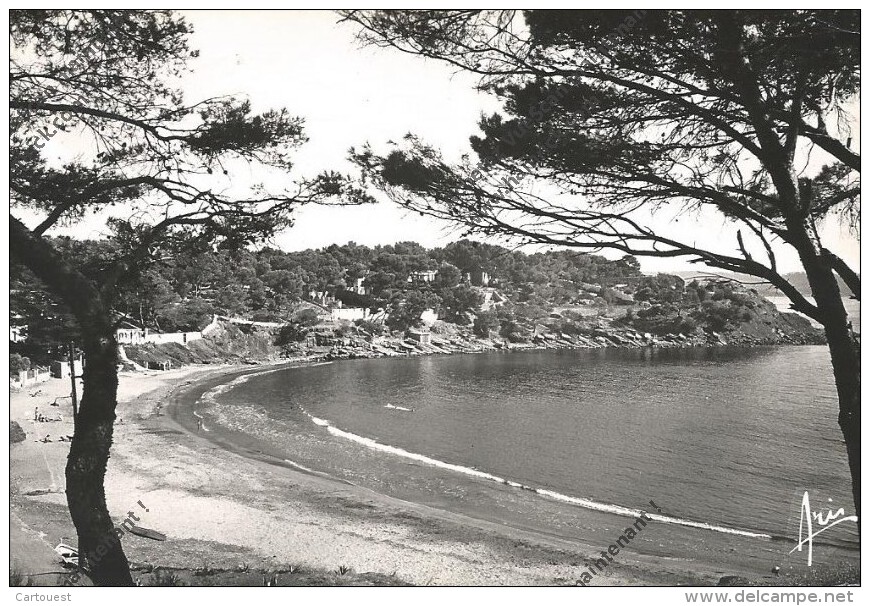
[203,344,859,575]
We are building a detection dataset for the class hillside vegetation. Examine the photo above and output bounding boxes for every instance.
[11,239,824,369]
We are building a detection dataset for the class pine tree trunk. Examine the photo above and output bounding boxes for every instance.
[801,249,861,529]
[817,294,861,529]
[832,338,861,531]
[10,218,135,585]
[66,331,135,585]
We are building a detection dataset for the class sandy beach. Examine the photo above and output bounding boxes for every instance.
[11,364,750,586]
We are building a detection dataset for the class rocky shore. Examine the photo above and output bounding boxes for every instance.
[122,311,826,371]
[286,318,826,364]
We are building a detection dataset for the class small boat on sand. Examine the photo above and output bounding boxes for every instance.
[129,525,167,541]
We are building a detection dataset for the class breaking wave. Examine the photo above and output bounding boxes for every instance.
[384,404,413,412]
[300,406,772,540]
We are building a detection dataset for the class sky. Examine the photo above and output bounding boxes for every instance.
[29,10,862,275]
[179,10,502,253]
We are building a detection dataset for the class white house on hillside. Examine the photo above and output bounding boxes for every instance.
[331,307,370,322]
[408,269,437,284]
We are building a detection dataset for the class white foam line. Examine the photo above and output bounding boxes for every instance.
[535,489,770,538]
[384,404,413,412]
[197,361,332,407]
[198,368,277,406]
[282,458,319,475]
[303,409,771,540]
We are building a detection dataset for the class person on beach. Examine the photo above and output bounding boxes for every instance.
[197,419,203,431]
[34,406,39,421]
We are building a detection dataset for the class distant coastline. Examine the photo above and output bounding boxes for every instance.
[765,295,860,332]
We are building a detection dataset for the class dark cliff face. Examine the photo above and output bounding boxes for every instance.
[618,279,826,346]
[718,304,826,346]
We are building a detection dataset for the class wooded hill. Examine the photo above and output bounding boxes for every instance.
[11,238,824,367]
